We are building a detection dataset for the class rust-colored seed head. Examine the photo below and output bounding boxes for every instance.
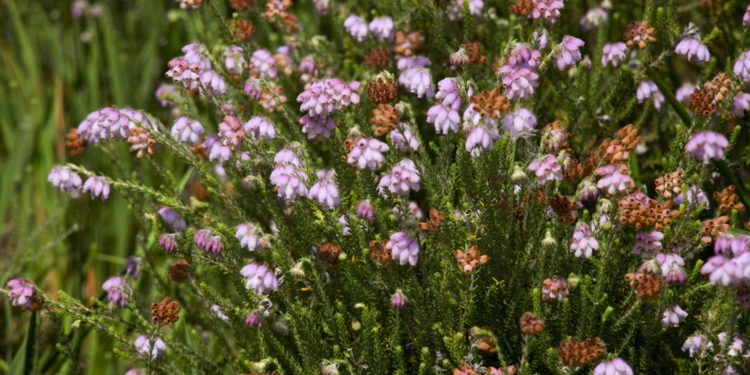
[229,18,256,41]
[701,216,730,244]
[367,78,398,104]
[463,41,487,64]
[151,296,181,324]
[624,21,656,49]
[66,128,86,155]
[418,208,445,231]
[364,47,391,69]
[520,312,544,334]
[369,240,391,264]
[189,142,207,161]
[557,337,606,366]
[394,29,425,57]
[688,89,717,117]
[714,186,744,213]
[548,194,579,223]
[229,0,255,11]
[371,104,401,136]
[454,245,489,274]
[617,194,680,230]
[452,365,479,375]
[318,243,342,263]
[625,272,662,299]
[471,88,510,119]
[509,0,535,16]
[127,127,155,158]
[655,172,682,200]
[168,259,190,282]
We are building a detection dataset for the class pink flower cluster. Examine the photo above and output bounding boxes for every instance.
[296,78,360,140]
[270,148,309,201]
[77,107,152,143]
[427,77,463,134]
[499,44,541,100]
[378,159,421,196]
[527,155,563,185]
[570,221,599,259]
[386,232,420,266]
[309,169,340,210]
[241,262,279,295]
[702,234,750,287]
[347,138,390,170]
[194,229,223,255]
[685,131,728,164]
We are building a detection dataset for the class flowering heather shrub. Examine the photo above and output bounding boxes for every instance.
[8,0,750,374]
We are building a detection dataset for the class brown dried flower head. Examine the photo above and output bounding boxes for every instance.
[394,29,425,56]
[701,216,730,244]
[471,88,510,119]
[688,89,717,117]
[548,194,581,223]
[557,337,606,366]
[509,0,535,16]
[624,21,656,49]
[418,208,445,231]
[229,18,256,41]
[469,326,498,352]
[127,127,155,158]
[625,272,662,299]
[364,47,391,69]
[565,154,600,180]
[371,104,401,136]
[229,0,255,11]
[189,142,206,161]
[714,186,744,213]
[542,121,569,154]
[454,245,489,274]
[368,78,398,104]
[520,312,544,334]
[66,128,86,155]
[463,41,487,64]
[318,243,342,264]
[452,365,479,375]
[151,296,181,324]
[654,172,682,200]
[704,73,735,102]
[617,193,681,230]
[168,259,190,282]
[369,240,391,264]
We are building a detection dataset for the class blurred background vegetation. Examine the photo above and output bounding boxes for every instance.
[0,1,209,372]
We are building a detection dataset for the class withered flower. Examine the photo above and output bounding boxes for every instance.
[625,272,662,299]
[520,312,544,334]
[367,78,398,104]
[557,337,606,366]
[418,208,445,231]
[151,296,181,324]
[471,88,510,119]
[454,245,489,274]
[364,47,391,69]
[624,21,656,49]
[66,128,86,155]
[318,243,342,264]
[714,186,744,213]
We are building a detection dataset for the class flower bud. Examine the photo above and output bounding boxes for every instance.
[450,48,470,66]
[542,230,557,248]
[511,165,528,183]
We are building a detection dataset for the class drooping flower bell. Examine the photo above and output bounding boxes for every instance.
[102,276,132,308]
[343,15,368,42]
[386,232,420,266]
[601,42,627,67]
[378,159,421,196]
[661,305,688,328]
[675,38,710,64]
[6,279,39,310]
[527,155,563,185]
[308,169,340,210]
[82,176,110,200]
[134,335,166,360]
[240,263,279,295]
[555,36,585,71]
[685,131,728,164]
[346,138,390,170]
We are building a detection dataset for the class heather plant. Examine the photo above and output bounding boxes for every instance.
[5,0,750,374]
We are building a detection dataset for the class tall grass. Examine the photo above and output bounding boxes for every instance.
[1,1,199,373]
